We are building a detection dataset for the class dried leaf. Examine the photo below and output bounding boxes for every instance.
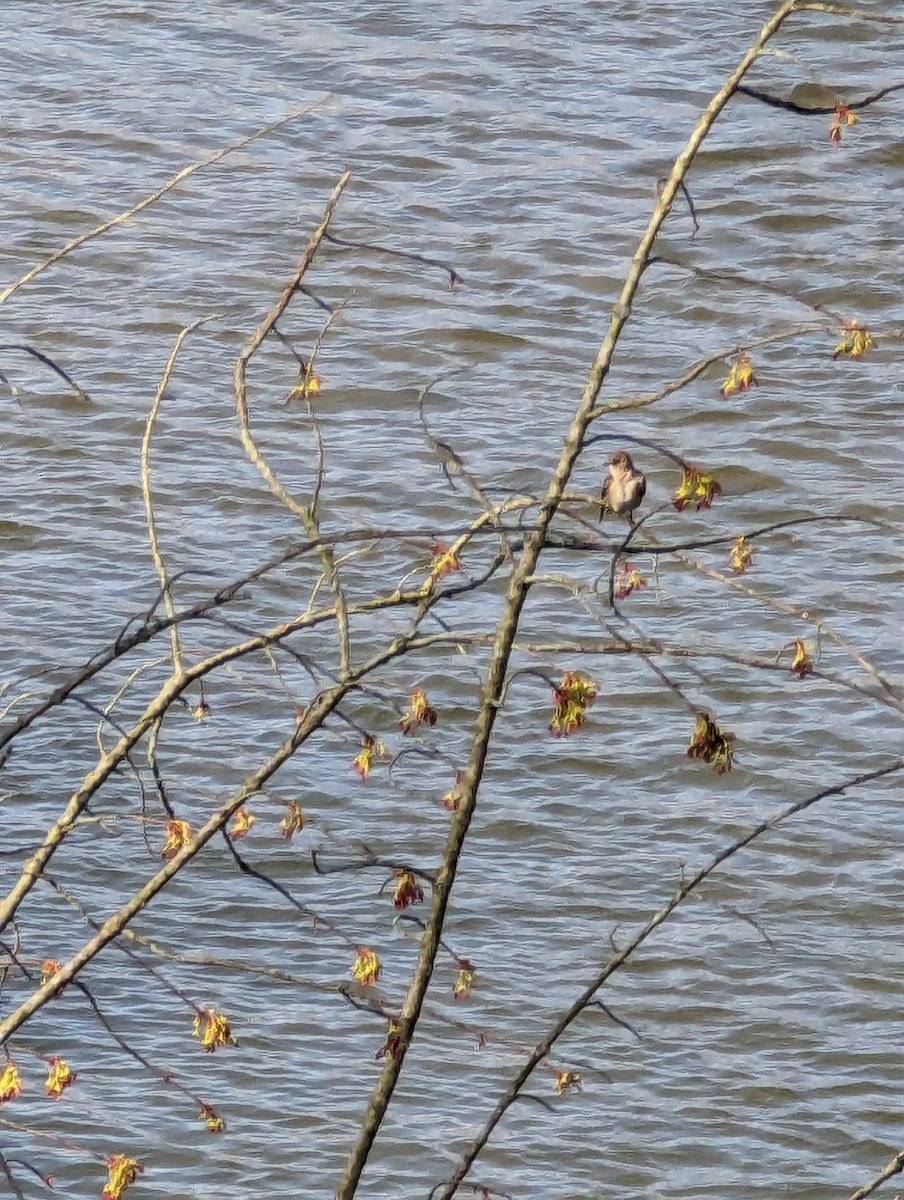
[441,771,466,811]
[553,1069,582,1095]
[375,1019,403,1061]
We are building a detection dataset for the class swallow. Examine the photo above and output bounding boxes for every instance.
[599,450,646,523]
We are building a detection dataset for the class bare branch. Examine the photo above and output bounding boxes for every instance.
[0,104,323,307]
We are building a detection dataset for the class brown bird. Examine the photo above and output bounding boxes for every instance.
[599,450,646,523]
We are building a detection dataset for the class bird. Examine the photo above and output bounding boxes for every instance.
[599,450,646,523]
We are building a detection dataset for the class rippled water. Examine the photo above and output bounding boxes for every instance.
[1,3,903,1198]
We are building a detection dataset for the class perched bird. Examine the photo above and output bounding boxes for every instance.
[599,450,646,523]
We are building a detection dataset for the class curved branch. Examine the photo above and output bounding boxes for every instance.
[437,760,904,1195]
[737,79,904,114]
[0,343,91,402]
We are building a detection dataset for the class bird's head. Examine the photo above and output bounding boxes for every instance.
[608,450,634,471]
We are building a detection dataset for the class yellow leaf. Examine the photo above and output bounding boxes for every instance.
[228,807,255,839]
[426,542,462,584]
[549,672,597,738]
[730,536,754,575]
[279,800,304,839]
[789,639,814,678]
[0,1060,22,1102]
[161,818,191,861]
[192,1008,236,1052]
[351,734,388,780]
[286,359,321,403]
[45,1056,76,1099]
[351,946,382,987]
[672,465,722,512]
[687,712,735,774]
[102,1154,143,1200]
[199,1104,226,1133]
[392,869,424,910]
[720,351,757,398]
[399,689,438,735]
[554,1069,582,1095]
[833,322,875,360]
[453,963,476,1002]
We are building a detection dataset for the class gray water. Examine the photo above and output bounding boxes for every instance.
[1,2,903,1198]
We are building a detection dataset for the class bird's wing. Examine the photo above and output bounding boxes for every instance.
[599,474,612,519]
[635,475,646,507]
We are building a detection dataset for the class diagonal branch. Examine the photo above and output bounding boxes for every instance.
[334,3,802,1195]
[0,104,322,307]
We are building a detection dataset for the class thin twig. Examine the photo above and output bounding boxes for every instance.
[437,760,904,1195]
[0,105,323,307]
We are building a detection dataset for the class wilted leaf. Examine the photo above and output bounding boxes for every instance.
[375,1018,403,1061]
